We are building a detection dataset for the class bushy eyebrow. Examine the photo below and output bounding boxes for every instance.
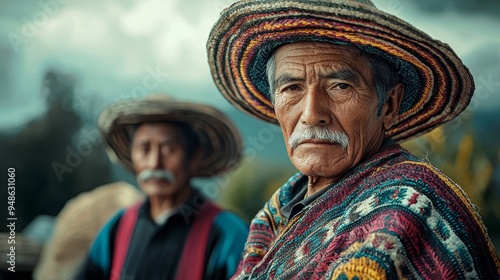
[275,74,303,89]
[321,69,360,84]
[275,69,361,89]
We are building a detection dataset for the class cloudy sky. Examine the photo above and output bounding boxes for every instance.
[0,0,499,131]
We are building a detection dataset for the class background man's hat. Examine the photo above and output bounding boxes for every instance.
[207,0,474,142]
[98,94,242,177]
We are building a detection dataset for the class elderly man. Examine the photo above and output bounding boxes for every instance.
[207,0,500,278]
[77,95,248,280]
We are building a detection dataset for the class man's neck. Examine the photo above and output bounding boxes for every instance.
[149,187,193,219]
[306,176,339,197]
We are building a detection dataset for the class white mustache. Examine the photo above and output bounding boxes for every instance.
[288,126,349,150]
[138,169,175,183]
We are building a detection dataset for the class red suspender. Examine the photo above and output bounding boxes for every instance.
[110,202,142,280]
[110,201,221,280]
[175,202,221,280]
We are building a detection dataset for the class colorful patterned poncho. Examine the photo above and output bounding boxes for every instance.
[233,143,500,279]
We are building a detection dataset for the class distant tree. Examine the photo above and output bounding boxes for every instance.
[0,70,113,231]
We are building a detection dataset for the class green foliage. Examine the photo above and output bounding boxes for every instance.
[218,158,297,223]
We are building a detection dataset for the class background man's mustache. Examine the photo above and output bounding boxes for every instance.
[138,169,175,183]
[288,126,349,150]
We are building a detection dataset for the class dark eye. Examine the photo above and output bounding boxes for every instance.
[336,83,350,90]
[284,84,301,92]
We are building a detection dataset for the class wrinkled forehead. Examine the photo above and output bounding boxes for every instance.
[132,122,187,144]
[273,42,372,78]
[276,42,363,57]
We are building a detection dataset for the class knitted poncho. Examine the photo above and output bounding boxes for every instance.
[233,143,500,279]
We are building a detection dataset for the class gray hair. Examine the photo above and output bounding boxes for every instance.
[266,52,277,105]
[265,46,400,115]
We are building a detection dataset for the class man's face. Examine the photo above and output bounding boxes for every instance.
[131,122,194,198]
[273,42,392,179]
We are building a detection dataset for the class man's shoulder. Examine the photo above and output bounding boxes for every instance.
[368,156,452,186]
[358,158,470,212]
[213,210,248,232]
[214,210,247,225]
[210,210,249,246]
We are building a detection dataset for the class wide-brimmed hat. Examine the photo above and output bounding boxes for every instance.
[207,0,474,142]
[98,94,242,177]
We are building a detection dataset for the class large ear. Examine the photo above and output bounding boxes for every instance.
[382,83,404,131]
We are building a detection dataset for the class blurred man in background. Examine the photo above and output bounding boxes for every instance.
[77,94,248,280]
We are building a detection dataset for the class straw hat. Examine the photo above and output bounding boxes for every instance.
[98,94,242,177]
[207,0,474,141]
